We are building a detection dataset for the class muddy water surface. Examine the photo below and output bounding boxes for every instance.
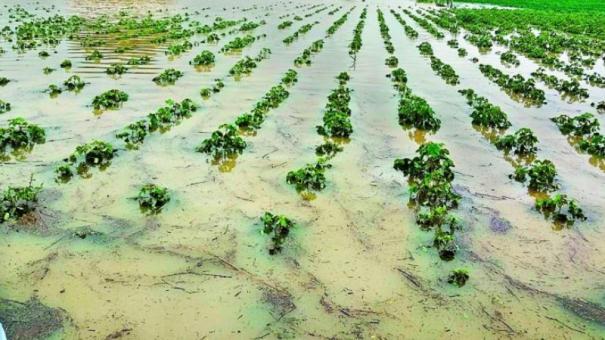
[1,0,605,339]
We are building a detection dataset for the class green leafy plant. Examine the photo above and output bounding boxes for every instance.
[0,118,46,154]
[286,159,331,192]
[0,178,43,222]
[92,89,129,110]
[281,69,298,85]
[385,56,399,67]
[190,50,215,66]
[535,193,587,225]
[60,59,72,68]
[0,100,11,114]
[63,75,86,91]
[512,159,558,191]
[85,50,103,61]
[447,268,470,287]
[196,124,246,159]
[398,91,441,131]
[136,184,170,214]
[57,140,117,181]
[106,63,128,75]
[153,68,183,85]
[315,141,343,158]
[494,128,538,155]
[260,212,296,254]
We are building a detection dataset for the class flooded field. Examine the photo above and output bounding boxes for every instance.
[1,0,604,338]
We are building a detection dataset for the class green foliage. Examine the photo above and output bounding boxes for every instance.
[57,140,116,181]
[535,194,587,225]
[221,35,256,52]
[418,42,433,56]
[196,124,246,159]
[153,68,184,85]
[60,59,72,68]
[0,118,46,153]
[398,90,441,131]
[137,184,170,214]
[385,56,398,67]
[316,85,353,138]
[0,100,11,114]
[278,20,293,29]
[429,56,459,85]
[127,56,151,65]
[106,63,128,75]
[281,69,298,85]
[447,269,470,287]
[190,50,215,66]
[92,89,129,110]
[349,8,367,56]
[0,77,9,86]
[260,212,296,254]
[459,89,511,129]
[63,75,86,91]
[0,179,43,222]
[315,141,343,158]
[494,128,538,155]
[512,159,558,191]
[578,133,605,157]
[286,159,331,192]
[479,64,545,106]
[85,49,103,61]
[551,113,599,137]
[500,51,520,67]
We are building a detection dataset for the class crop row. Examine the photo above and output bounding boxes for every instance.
[551,113,605,159]
[286,73,352,199]
[378,9,467,286]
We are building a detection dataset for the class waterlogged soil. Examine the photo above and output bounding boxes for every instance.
[1,0,605,338]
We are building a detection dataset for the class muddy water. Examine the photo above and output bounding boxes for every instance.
[1,0,605,339]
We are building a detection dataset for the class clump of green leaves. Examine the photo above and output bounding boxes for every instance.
[0,179,43,222]
[286,159,331,192]
[281,69,298,85]
[535,194,586,225]
[0,100,11,114]
[316,85,353,138]
[196,124,246,160]
[315,141,343,158]
[137,184,170,214]
[85,50,103,61]
[92,89,129,110]
[106,63,128,75]
[494,128,538,156]
[447,269,469,287]
[418,42,433,56]
[153,68,184,85]
[512,159,558,192]
[63,75,86,91]
[221,34,256,52]
[190,50,215,66]
[551,113,604,157]
[398,90,441,131]
[385,56,398,67]
[394,142,462,261]
[60,59,72,68]
[57,140,117,181]
[459,89,511,129]
[260,212,296,254]
[0,118,46,154]
[127,56,151,65]
[0,77,9,86]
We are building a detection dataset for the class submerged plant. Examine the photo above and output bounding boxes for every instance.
[398,91,441,131]
[315,141,343,158]
[153,68,184,85]
[190,50,215,66]
[0,118,46,153]
[286,159,331,193]
[447,268,469,287]
[0,179,43,222]
[494,128,538,155]
[196,124,246,159]
[551,113,599,137]
[385,56,398,67]
[0,100,11,114]
[260,212,296,254]
[512,159,558,192]
[106,63,128,75]
[63,75,86,91]
[136,184,170,214]
[92,89,129,110]
[535,194,586,225]
[57,140,117,181]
